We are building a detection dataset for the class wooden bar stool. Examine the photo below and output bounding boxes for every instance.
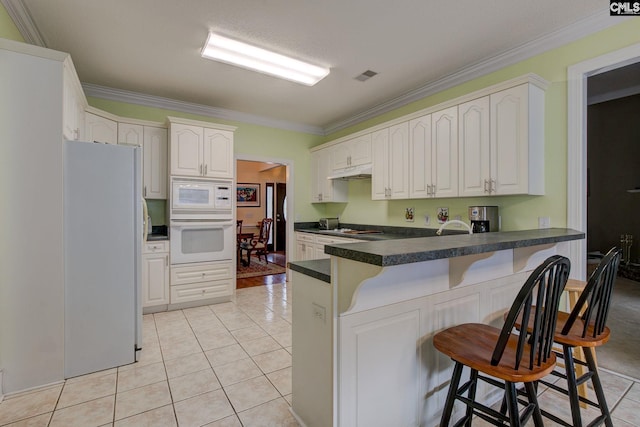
[564,277,590,405]
[433,255,571,426]
[535,247,622,427]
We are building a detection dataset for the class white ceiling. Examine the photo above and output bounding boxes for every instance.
[6,0,616,134]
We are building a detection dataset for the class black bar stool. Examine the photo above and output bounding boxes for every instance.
[535,247,622,427]
[433,255,571,426]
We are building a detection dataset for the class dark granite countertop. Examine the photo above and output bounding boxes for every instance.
[323,228,584,267]
[288,259,331,283]
[294,222,464,241]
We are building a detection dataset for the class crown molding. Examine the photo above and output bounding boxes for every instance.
[1,0,46,46]
[323,11,628,135]
[4,0,629,137]
[82,84,325,135]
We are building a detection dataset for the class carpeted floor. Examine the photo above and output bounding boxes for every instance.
[597,276,640,380]
[236,256,287,279]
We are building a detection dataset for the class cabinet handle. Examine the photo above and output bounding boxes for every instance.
[144,186,147,197]
[165,255,168,267]
[204,164,208,175]
[318,193,323,201]
[490,179,496,194]
[484,179,489,193]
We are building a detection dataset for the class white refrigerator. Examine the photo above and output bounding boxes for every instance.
[63,140,142,378]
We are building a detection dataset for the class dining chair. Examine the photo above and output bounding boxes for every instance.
[239,218,273,266]
[433,255,571,426]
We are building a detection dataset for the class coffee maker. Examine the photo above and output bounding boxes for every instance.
[468,206,499,233]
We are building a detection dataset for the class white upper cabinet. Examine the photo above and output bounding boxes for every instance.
[331,133,372,170]
[311,148,347,203]
[490,84,544,195]
[118,123,143,146]
[168,118,235,179]
[458,83,545,196]
[143,127,168,199]
[85,112,118,145]
[170,123,202,177]
[203,127,233,178]
[458,96,490,197]
[372,122,409,200]
[62,60,86,141]
[410,107,458,199]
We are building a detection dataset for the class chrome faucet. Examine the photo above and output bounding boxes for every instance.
[436,220,473,235]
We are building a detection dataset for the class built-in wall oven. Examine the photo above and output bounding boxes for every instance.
[170,177,234,265]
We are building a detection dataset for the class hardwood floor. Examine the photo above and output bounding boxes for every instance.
[236,251,287,289]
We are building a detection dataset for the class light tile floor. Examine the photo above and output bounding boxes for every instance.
[0,283,298,427]
[1,281,639,426]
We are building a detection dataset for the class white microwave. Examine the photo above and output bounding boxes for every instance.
[171,178,232,219]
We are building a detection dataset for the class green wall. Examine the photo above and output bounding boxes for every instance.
[325,19,640,231]
[0,5,24,41]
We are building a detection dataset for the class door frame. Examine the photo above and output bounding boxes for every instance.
[235,154,293,272]
[567,42,640,279]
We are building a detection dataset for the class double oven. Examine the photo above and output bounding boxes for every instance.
[170,178,234,265]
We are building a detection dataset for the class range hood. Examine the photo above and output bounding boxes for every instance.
[327,164,372,180]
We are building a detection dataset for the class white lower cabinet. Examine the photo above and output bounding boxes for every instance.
[142,241,169,312]
[295,232,363,261]
[170,261,234,306]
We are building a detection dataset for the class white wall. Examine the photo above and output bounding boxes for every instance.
[0,43,65,393]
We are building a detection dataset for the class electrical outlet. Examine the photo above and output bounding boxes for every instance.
[538,216,551,229]
[424,214,430,226]
[312,303,326,323]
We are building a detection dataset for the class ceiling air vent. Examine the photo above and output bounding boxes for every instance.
[354,70,378,82]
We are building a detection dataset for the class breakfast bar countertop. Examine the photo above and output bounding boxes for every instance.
[288,228,585,279]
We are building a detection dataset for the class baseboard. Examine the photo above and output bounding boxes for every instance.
[0,369,4,403]
[289,408,308,427]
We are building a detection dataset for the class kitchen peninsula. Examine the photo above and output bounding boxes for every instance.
[289,228,584,427]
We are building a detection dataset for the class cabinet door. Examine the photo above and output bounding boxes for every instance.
[311,150,325,202]
[143,127,168,199]
[371,128,389,200]
[203,128,233,178]
[409,115,433,198]
[431,106,458,198]
[170,123,203,177]
[63,64,85,141]
[142,252,169,307]
[350,133,372,167]
[86,112,118,145]
[332,142,351,170]
[118,123,143,146]
[490,85,529,195]
[388,122,409,199]
[458,97,490,197]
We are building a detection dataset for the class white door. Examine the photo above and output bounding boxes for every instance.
[431,106,458,198]
[371,128,389,200]
[118,123,143,146]
[143,252,169,307]
[409,114,432,198]
[86,112,118,145]
[388,122,409,199]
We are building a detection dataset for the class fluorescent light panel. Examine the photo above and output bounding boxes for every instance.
[201,32,330,86]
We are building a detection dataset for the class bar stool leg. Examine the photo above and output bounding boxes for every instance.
[584,347,613,427]
[563,345,584,427]
[505,382,521,426]
[440,361,463,426]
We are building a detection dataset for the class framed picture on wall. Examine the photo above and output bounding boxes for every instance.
[237,183,260,207]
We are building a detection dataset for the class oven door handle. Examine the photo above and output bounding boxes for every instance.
[170,219,234,226]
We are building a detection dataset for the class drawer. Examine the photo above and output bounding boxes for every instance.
[170,279,234,304]
[171,261,233,286]
[144,240,169,254]
[296,232,315,243]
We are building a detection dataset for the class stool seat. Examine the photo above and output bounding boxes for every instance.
[554,312,610,348]
[433,323,557,383]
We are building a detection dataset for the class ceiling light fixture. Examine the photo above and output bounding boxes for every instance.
[201,32,330,86]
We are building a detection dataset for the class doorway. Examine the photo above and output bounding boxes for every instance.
[567,42,640,279]
[236,158,290,289]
